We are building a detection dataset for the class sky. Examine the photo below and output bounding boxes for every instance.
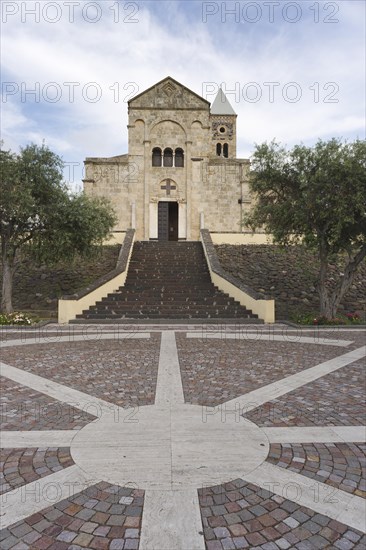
[1,0,365,190]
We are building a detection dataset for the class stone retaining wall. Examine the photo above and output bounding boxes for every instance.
[0,246,120,315]
[215,244,366,320]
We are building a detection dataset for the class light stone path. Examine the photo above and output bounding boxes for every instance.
[245,462,366,532]
[1,465,96,528]
[220,346,365,412]
[186,331,354,346]
[263,425,366,443]
[0,331,150,348]
[0,430,77,448]
[0,361,120,417]
[0,327,365,548]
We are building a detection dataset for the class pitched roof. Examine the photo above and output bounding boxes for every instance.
[128,76,210,107]
[211,88,236,115]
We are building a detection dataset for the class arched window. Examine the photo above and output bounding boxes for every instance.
[216,143,222,156]
[175,148,184,167]
[152,147,162,167]
[163,148,173,167]
[223,143,229,158]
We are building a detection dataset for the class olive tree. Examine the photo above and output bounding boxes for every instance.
[245,138,366,319]
[0,143,116,313]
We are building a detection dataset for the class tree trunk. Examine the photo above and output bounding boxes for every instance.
[317,236,332,318]
[318,244,366,319]
[1,255,14,314]
[318,285,333,319]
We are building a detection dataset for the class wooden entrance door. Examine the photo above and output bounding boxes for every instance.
[158,202,178,241]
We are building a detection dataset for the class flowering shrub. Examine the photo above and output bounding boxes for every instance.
[345,312,360,322]
[295,312,364,325]
[0,312,35,325]
[312,316,344,325]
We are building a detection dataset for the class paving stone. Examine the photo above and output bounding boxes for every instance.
[2,326,366,549]
[0,377,95,431]
[0,482,143,549]
[246,531,267,545]
[119,496,133,505]
[9,524,32,538]
[283,517,300,529]
[246,361,365,428]
[221,537,236,549]
[176,335,358,407]
[335,538,358,550]
[0,447,74,495]
[307,534,330,548]
[222,513,240,527]
[276,537,291,549]
[214,526,231,538]
[233,536,249,548]
[124,528,139,538]
[56,530,77,542]
[345,530,362,543]
[198,479,364,549]
[266,442,366,497]
[22,530,42,544]
[124,506,142,517]
[229,524,247,536]
[0,336,161,408]
[1,535,19,549]
[89,536,109,549]
[207,541,224,550]
[72,533,94,547]
[11,543,30,550]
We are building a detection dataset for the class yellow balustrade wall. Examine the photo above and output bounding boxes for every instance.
[58,230,135,324]
[201,230,275,323]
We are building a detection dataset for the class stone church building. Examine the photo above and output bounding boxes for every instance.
[83,77,252,241]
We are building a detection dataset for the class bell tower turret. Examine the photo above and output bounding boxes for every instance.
[210,89,237,158]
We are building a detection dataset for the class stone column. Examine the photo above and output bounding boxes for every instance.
[131,201,136,229]
[185,140,192,240]
[143,140,151,240]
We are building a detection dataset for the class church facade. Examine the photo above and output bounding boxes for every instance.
[83,77,253,241]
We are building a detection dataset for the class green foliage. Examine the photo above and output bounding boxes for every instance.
[245,138,366,318]
[294,311,364,326]
[1,143,117,263]
[0,144,66,258]
[0,142,117,312]
[31,194,117,264]
[0,312,38,325]
[245,138,366,252]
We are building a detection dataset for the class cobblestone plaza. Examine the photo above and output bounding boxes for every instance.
[0,324,365,549]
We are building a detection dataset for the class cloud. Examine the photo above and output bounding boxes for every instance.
[1,0,365,186]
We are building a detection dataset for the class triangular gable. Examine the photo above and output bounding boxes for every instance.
[129,77,210,110]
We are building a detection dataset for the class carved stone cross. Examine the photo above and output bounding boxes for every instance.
[161,180,176,196]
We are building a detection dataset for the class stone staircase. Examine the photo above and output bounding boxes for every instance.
[73,242,262,322]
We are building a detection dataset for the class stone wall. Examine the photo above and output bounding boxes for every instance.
[84,156,132,232]
[0,246,120,316]
[215,245,366,320]
[83,78,253,241]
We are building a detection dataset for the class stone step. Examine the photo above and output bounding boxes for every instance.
[77,312,256,319]
[71,318,263,324]
[98,298,240,304]
[87,306,254,315]
[76,241,261,321]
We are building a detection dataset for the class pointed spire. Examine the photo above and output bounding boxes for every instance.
[211,88,236,115]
